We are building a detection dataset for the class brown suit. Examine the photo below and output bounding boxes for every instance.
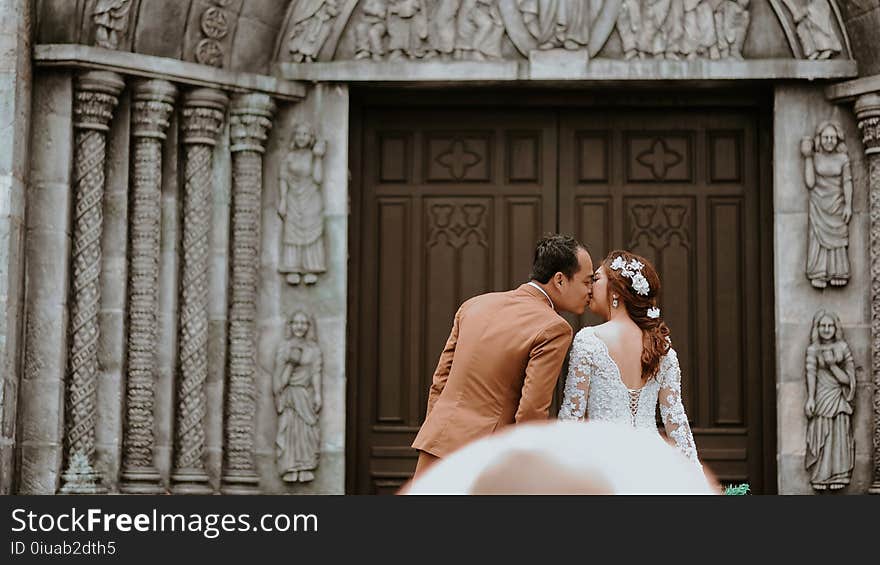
[411,283,573,461]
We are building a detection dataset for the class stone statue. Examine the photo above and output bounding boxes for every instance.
[278,123,327,286]
[518,0,592,50]
[805,310,855,491]
[714,0,750,59]
[783,0,842,59]
[620,0,750,60]
[635,0,672,58]
[93,0,132,50]
[800,121,852,288]
[681,0,718,59]
[427,0,462,59]
[355,0,388,60]
[387,0,429,59]
[617,0,642,60]
[288,0,341,62]
[456,0,506,60]
[273,311,323,483]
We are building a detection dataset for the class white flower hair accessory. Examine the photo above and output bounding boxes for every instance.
[610,255,651,296]
[647,306,661,319]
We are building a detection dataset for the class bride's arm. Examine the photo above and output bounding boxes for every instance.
[557,334,592,421]
[658,348,702,469]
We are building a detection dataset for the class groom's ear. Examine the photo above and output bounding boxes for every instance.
[553,272,566,287]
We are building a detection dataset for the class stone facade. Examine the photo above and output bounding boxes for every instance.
[1,1,880,494]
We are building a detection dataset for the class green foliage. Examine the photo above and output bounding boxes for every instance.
[722,483,750,495]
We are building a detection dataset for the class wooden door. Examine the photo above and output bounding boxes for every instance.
[350,101,772,493]
[354,108,558,494]
[558,109,766,490]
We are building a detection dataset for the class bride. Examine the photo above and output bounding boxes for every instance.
[558,250,702,471]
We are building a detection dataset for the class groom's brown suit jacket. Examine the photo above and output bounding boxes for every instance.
[412,283,573,459]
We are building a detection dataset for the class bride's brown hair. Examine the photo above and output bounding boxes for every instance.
[601,250,670,381]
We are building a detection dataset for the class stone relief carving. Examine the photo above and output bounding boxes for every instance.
[805,310,855,491]
[714,0,750,59]
[781,0,842,59]
[519,0,591,50]
[618,0,751,60]
[355,0,389,59]
[387,0,430,60]
[456,0,506,60]
[172,89,228,494]
[289,0,850,62]
[195,0,234,67]
[121,80,176,494]
[223,94,276,493]
[352,0,505,61]
[273,311,323,483]
[801,121,852,288]
[278,123,327,286]
[854,94,880,494]
[61,71,125,494]
[288,0,342,62]
[93,0,132,50]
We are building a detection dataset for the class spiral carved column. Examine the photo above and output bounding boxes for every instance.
[171,88,228,494]
[221,94,275,494]
[120,80,177,494]
[60,71,125,494]
[857,93,880,494]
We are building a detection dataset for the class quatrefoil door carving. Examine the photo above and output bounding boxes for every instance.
[636,139,682,180]
[436,139,481,179]
[627,135,692,182]
[426,134,491,182]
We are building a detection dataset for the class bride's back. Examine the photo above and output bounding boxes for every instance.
[593,320,646,390]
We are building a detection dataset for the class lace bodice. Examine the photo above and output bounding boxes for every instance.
[558,327,702,469]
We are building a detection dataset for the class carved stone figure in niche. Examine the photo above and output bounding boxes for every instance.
[387,0,429,59]
[457,0,506,60]
[783,0,842,59]
[288,0,341,62]
[805,310,855,491]
[273,311,323,483]
[93,0,132,50]
[714,0,750,59]
[278,124,327,286]
[800,121,852,288]
[518,0,592,50]
[355,0,389,60]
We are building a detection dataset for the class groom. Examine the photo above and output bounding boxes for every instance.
[411,234,594,478]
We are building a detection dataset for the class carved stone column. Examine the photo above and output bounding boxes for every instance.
[60,71,125,494]
[856,93,880,494]
[172,88,228,494]
[120,80,176,494]
[222,94,275,494]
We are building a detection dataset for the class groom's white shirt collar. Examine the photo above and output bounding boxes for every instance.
[527,281,555,311]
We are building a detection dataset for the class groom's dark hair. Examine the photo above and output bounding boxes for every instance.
[530,234,585,283]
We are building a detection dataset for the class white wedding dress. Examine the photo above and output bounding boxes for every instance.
[558,327,702,469]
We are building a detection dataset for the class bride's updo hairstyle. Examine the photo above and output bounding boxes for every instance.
[601,250,670,381]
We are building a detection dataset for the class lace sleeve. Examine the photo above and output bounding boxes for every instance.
[658,348,702,470]
[558,333,593,421]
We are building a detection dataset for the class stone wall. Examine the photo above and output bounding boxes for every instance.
[774,84,873,493]
[256,84,348,494]
[14,58,347,493]
[0,0,32,494]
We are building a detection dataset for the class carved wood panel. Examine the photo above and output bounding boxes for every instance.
[559,109,765,489]
[357,108,556,494]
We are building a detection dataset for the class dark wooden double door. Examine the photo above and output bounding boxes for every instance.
[350,104,774,493]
